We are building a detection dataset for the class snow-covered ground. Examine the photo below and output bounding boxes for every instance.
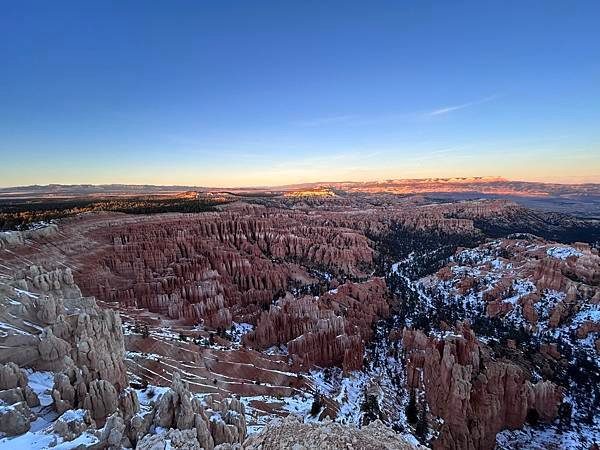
[409,240,600,448]
[497,422,600,450]
[226,322,254,345]
[0,428,99,450]
[546,246,583,260]
[0,371,98,449]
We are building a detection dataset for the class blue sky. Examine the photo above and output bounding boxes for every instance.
[1,1,599,186]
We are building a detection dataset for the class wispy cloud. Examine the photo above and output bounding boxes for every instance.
[427,94,501,117]
[294,94,502,127]
[292,115,359,127]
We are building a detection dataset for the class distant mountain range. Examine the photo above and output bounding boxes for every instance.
[2,177,600,216]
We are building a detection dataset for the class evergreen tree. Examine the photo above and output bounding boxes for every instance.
[310,393,322,417]
[405,390,418,424]
[415,406,428,443]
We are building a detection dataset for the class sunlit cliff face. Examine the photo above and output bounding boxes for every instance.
[283,187,337,198]
[276,177,600,198]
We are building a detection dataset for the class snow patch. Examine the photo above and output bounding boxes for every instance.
[546,246,583,260]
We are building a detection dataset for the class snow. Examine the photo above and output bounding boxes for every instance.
[334,373,371,424]
[280,394,313,417]
[14,288,40,299]
[126,350,161,362]
[0,426,98,449]
[57,409,87,423]
[240,392,316,432]
[26,370,54,407]
[209,412,223,423]
[497,423,600,450]
[0,322,32,337]
[571,306,600,327]
[413,237,600,447]
[265,345,288,356]
[546,246,583,260]
[501,280,536,308]
[227,322,253,344]
[135,386,170,407]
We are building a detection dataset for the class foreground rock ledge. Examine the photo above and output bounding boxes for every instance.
[243,416,424,450]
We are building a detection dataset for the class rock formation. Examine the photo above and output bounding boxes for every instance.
[402,324,563,450]
[1,197,593,448]
[90,371,247,450]
[243,415,424,449]
[0,363,40,436]
[430,238,600,354]
[244,278,388,370]
[0,235,247,447]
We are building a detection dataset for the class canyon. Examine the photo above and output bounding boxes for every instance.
[0,193,598,449]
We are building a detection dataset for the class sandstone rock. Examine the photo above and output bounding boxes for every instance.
[402,324,563,450]
[52,371,78,414]
[540,343,561,360]
[151,372,245,449]
[136,428,203,450]
[576,321,600,340]
[0,386,39,408]
[38,328,71,363]
[245,279,387,370]
[243,416,423,449]
[0,387,26,405]
[98,411,129,448]
[52,409,96,442]
[0,362,28,390]
[0,400,33,436]
[128,409,154,447]
[84,379,119,421]
[119,388,140,421]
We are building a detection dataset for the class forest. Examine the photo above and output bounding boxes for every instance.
[0,196,226,231]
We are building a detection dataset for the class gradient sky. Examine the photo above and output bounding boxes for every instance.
[1,1,599,187]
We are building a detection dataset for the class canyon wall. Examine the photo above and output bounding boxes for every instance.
[402,324,563,450]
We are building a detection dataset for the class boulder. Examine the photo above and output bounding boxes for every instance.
[52,409,96,442]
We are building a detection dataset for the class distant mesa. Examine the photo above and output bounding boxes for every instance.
[283,186,337,198]
[1,176,599,216]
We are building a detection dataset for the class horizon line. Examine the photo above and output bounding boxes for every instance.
[2,175,600,191]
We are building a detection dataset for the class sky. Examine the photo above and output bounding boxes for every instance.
[1,1,599,187]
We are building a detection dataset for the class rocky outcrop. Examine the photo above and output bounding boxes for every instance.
[52,409,96,442]
[100,372,247,450]
[0,225,59,250]
[402,324,563,450]
[0,399,35,436]
[150,372,246,449]
[136,428,205,450]
[577,321,600,340]
[0,362,28,391]
[72,211,378,332]
[0,266,131,438]
[0,267,128,393]
[3,197,586,448]
[0,363,40,436]
[0,236,249,445]
[243,415,424,449]
[65,200,506,334]
[244,279,388,370]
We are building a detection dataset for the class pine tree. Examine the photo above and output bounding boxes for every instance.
[415,406,428,443]
[310,393,322,417]
[405,390,418,424]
